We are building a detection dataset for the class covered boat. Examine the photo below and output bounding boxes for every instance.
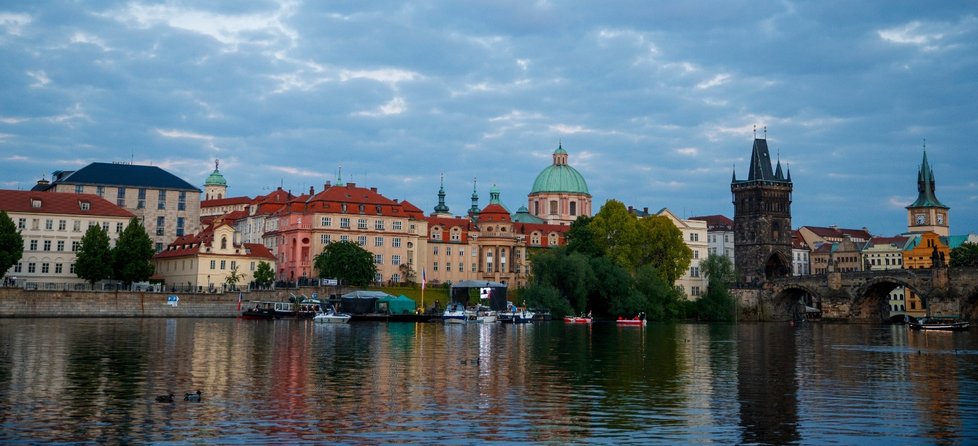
[908,316,969,331]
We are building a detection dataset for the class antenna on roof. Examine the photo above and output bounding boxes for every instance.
[764,126,767,139]
[753,124,756,138]
[922,137,926,151]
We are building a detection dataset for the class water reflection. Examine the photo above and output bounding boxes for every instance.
[0,319,975,444]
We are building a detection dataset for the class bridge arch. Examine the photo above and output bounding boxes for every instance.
[772,284,821,321]
[851,276,923,321]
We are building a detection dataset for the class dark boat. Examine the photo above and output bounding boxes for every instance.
[241,298,322,320]
[907,316,970,331]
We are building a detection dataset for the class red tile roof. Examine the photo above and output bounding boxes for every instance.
[153,220,276,260]
[0,190,134,218]
[689,214,734,231]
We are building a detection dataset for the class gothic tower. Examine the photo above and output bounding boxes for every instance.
[906,147,949,236]
[731,136,793,283]
[433,174,451,216]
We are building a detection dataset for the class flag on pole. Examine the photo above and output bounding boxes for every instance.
[421,269,427,291]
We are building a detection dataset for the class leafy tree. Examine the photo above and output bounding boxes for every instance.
[0,211,23,279]
[313,240,376,291]
[566,215,602,257]
[634,264,685,320]
[253,261,274,288]
[225,264,243,291]
[694,254,736,321]
[75,225,113,287]
[522,283,573,318]
[112,217,155,285]
[399,262,416,285]
[589,200,640,268]
[529,247,595,314]
[950,242,978,267]
[701,254,735,286]
[635,215,692,284]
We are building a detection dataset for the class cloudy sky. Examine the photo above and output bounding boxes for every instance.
[1,1,976,236]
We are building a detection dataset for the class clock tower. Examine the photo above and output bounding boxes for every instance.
[906,148,949,236]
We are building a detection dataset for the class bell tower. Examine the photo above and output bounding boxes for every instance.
[731,133,793,283]
[906,145,949,236]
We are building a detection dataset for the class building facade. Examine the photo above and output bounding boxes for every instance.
[152,217,276,291]
[689,214,735,263]
[731,137,793,283]
[656,209,708,299]
[36,162,201,253]
[0,190,134,288]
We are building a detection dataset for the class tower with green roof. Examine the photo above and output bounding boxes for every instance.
[906,146,949,236]
[527,143,591,225]
[203,159,228,201]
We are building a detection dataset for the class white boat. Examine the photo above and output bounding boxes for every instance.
[442,303,468,324]
[313,306,351,324]
[465,304,497,323]
[500,309,534,324]
[908,316,969,331]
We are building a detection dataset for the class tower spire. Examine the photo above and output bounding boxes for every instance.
[434,173,449,215]
[469,177,480,217]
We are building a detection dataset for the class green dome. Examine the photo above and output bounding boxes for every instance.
[205,169,227,186]
[530,145,589,194]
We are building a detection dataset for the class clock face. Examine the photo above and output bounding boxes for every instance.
[937,214,945,224]
[915,214,926,225]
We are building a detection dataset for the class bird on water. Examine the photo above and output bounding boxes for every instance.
[155,393,175,403]
[184,390,202,402]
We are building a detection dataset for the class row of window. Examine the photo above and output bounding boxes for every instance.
[11,262,75,275]
[74,186,188,211]
[26,240,82,252]
[320,216,404,231]
[205,259,257,271]
[708,234,732,243]
[18,218,124,234]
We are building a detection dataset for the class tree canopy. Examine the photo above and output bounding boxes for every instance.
[522,200,699,320]
[0,211,23,278]
[950,242,978,268]
[75,225,113,287]
[313,240,376,288]
[112,218,155,285]
[253,261,274,288]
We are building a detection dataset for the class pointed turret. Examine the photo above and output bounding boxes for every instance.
[468,178,480,217]
[433,174,450,215]
[774,159,784,181]
[908,148,947,209]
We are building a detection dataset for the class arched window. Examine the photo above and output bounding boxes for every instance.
[221,237,227,249]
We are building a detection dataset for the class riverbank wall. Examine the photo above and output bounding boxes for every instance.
[0,288,297,318]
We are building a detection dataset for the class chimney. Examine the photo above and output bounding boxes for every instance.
[347,182,355,188]
[309,186,314,195]
[643,207,648,214]
[325,180,331,189]
[628,206,633,212]
[371,187,377,192]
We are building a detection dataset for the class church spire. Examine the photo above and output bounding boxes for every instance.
[468,177,480,217]
[433,173,450,215]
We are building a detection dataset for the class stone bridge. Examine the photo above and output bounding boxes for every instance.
[734,267,978,322]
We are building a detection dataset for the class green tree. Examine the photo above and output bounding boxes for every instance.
[701,254,735,286]
[313,240,376,291]
[225,263,244,291]
[112,217,155,285]
[522,283,573,318]
[634,264,685,320]
[0,211,24,280]
[635,215,692,284]
[589,200,640,268]
[566,215,602,257]
[528,247,595,314]
[950,242,978,267]
[75,225,113,288]
[695,254,736,321]
[253,260,274,288]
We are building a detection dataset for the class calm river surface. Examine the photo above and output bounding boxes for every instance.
[0,319,976,445]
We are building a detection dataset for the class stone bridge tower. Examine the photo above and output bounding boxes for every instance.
[731,135,793,283]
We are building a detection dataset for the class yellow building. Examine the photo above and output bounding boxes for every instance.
[152,217,276,292]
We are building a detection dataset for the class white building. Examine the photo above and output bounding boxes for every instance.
[655,209,709,300]
[1,190,134,289]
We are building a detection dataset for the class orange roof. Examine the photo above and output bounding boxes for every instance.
[0,190,134,218]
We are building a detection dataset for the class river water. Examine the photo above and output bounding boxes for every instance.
[0,319,976,445]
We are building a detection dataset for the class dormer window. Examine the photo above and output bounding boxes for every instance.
[31,199,42,208]
[79,201,90,211]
